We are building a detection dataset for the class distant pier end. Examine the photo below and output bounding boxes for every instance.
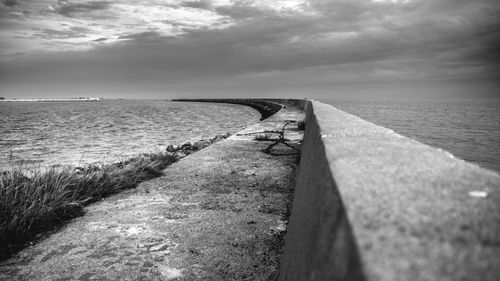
[172,98,284,120]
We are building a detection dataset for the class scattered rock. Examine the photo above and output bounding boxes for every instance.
[270,220,287,233]
[163,133,231,158]
[181,141,192,149]
[209,133,231,143]
[173,134,230,153]
[210,136,223,143]
[166,144,180,152]
[193,139,211,150]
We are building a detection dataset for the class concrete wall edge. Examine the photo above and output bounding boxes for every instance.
[279,99,500,281]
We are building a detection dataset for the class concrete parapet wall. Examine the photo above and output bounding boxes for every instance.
[279,100,500,281]
[278,101,365,281]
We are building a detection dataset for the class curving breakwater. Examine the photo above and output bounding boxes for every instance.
[172,98,284,120]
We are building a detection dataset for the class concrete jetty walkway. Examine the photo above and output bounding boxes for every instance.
[0,106,305,281]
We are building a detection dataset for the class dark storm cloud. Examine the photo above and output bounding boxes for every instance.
[56,1,110,17]
[118,32,161,40]
[114,0,500,80]
[1,0,18,7]
[181,0,213,10]
[38,28,87,39]
[214,2,276,19]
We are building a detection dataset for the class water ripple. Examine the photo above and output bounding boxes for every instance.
[0,100,259,170]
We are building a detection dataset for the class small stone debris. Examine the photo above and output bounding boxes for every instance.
[468,191,488,198]
[166,145,179,152]
[149,243,170,252]
[181,141,192,149]
[193,140,211,150]
[270,220,287,233]
[166,133,231,154]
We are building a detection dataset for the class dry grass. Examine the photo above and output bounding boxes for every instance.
[0,152,179,259]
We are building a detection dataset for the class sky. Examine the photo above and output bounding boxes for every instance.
[0,0,499,99]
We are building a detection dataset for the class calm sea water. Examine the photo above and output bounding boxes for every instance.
[324,99,500,174]
[0,100,260,170]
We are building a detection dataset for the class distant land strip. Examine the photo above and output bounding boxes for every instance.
[0,97,101,102]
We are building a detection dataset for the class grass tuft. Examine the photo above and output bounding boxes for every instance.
[0,152,179,259]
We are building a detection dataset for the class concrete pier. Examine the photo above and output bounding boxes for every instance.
[279,100,500,281]
[1,98,498,281]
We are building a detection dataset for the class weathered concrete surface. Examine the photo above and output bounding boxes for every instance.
[0,106,304,281]
[280,101,500,281]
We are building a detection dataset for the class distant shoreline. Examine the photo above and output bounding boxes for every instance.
[0,97,101,102]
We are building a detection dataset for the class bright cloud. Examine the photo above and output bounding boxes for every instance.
[0,0,315,58]
[0,0,233,57]
[248,0,307,12]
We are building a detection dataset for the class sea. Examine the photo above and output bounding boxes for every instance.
[1,98,499,174]
[324,98,500,174]
[0,100,260,171]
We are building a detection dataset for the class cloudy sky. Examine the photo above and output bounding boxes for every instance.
[1,0,499,99]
